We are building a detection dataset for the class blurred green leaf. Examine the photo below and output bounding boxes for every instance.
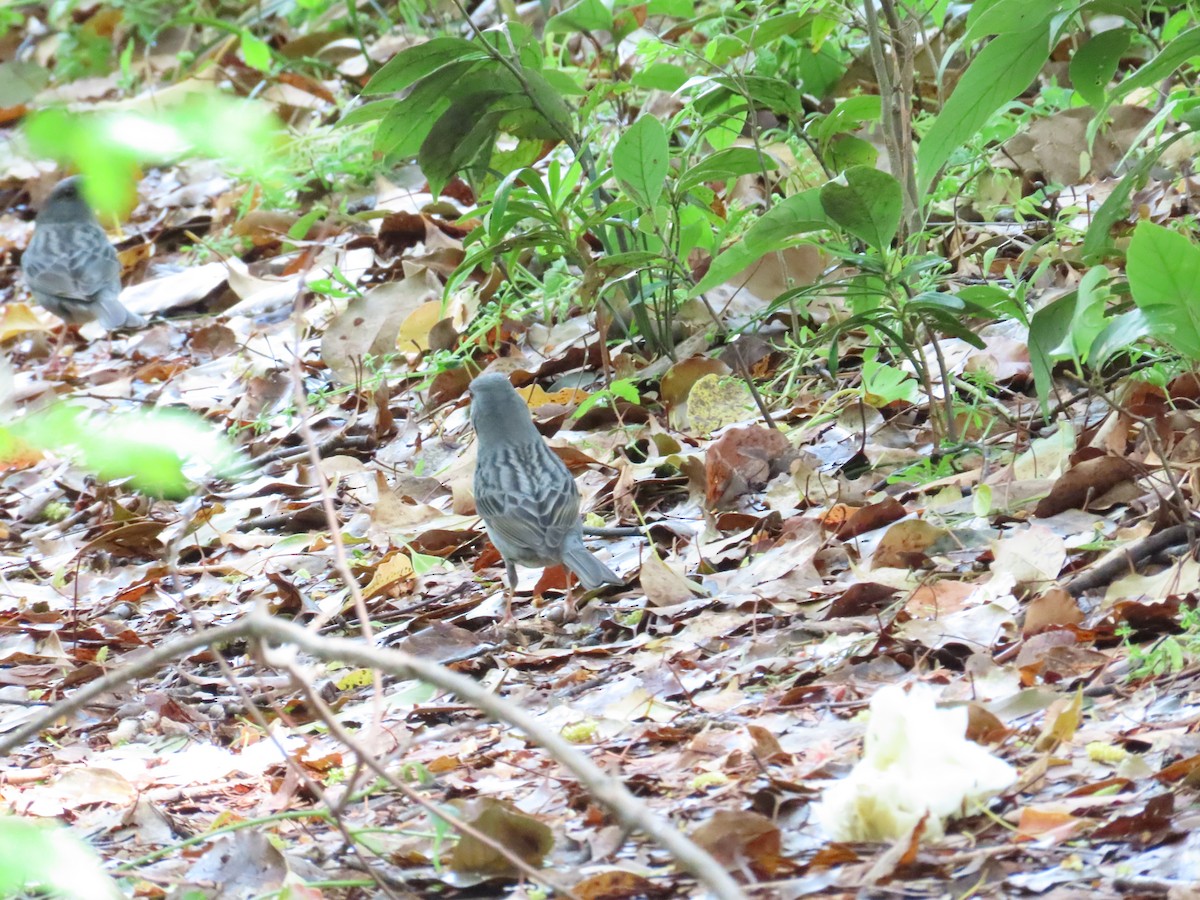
[546,0,614,33]
[8,405,244,500]
[0,61,49,107]
[24,95,284,217]
[0,817,119,900]
[240,30,273,72]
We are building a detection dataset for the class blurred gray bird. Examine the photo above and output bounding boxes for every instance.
[21,177,146,331]
[470,373,623,603]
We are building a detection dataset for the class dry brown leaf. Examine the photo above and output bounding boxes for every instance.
[448,799,554,875]
[1024,588,1084,636]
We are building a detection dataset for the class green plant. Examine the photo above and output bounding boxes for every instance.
[1117,605,1200,679]
[884,455,957,487]
[0,817,119,900]
[573,378,642,417]
[1,405,243,499]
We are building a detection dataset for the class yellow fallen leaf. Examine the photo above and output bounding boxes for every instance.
[0,303,54,342]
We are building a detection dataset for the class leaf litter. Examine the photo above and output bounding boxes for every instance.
[3,15,1200,900]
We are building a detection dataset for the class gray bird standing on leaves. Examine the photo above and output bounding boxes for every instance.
[21,177,146,330]
[470,373,623,593]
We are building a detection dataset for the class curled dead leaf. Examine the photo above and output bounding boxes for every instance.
[448,798,554,876]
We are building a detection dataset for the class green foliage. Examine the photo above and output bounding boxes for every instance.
[1117,605,1200,680]
[0,817,120,899]
[3,405,243,500]
[1127,222,1200,360]
[573,379,642,417]
[1070,28,1133,108]
[884,454,957,487]
[860,354,918,407]
[53,24,114,82]
[819,167,902,252]
[613,116,669,209]
[1027,266,1135,413]
[692,191,827,296]
[917,23,1054,196]
[354,27,574,196]
[24,96,286,217]
[28,0,1200,429]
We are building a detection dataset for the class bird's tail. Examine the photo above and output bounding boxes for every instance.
[96,291,146,331]
[562,537,623,591]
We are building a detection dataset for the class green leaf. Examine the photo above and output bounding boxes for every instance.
[0,818,119,900]
[677,204,715,258]
[732,11,811,48]
[917,25,1052,195]
[0,61,48,108]
[819,166,902,250]
[824,135,878,171]
[420,93,515,195]
[511,68,575,140]
[646,0,693,14]
[613,115,669,208]
[956,284,1025,323]
[1091,309,1149,369]
[705,34,749,66]
[546,0,613,33]
[364,37,486,95]
[907,291,965,313]
[862,356,918,406]
[1049,265,1111,361]
[795,44,845,98]
[240,30,272,72]
[610,378,641,402]
[338,98,396,128]
[1110,26,1200,103]
[691,189,829,296]
[1028,292,1076,415]
[965,0,1058,42]
[1081,131,1187,263]
[698,94,747,151]
[11,405,242,499]
[812,95,883,143]
[632,63,689,92]
[539,67,586,96]
[716,75,805,118]
[1127,222,1200,359]
[375,91,450,158]
[677,147,776,192]
[1070,27,1133,107]
[372,59,496,157]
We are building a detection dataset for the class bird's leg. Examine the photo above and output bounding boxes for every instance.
[502,561,519,626]
[563,575,581,621]
[45,325,75,377]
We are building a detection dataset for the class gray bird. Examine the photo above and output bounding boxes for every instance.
[21,177,146,331]
[470,373,623,602]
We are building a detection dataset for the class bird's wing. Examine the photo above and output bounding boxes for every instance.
[475,442,581,558]
[24,224,120,302]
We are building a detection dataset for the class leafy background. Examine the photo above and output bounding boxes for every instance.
[2,0,1200,896]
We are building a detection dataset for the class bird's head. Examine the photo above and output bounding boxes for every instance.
[36,176,96,225]
[469,373,540,445]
